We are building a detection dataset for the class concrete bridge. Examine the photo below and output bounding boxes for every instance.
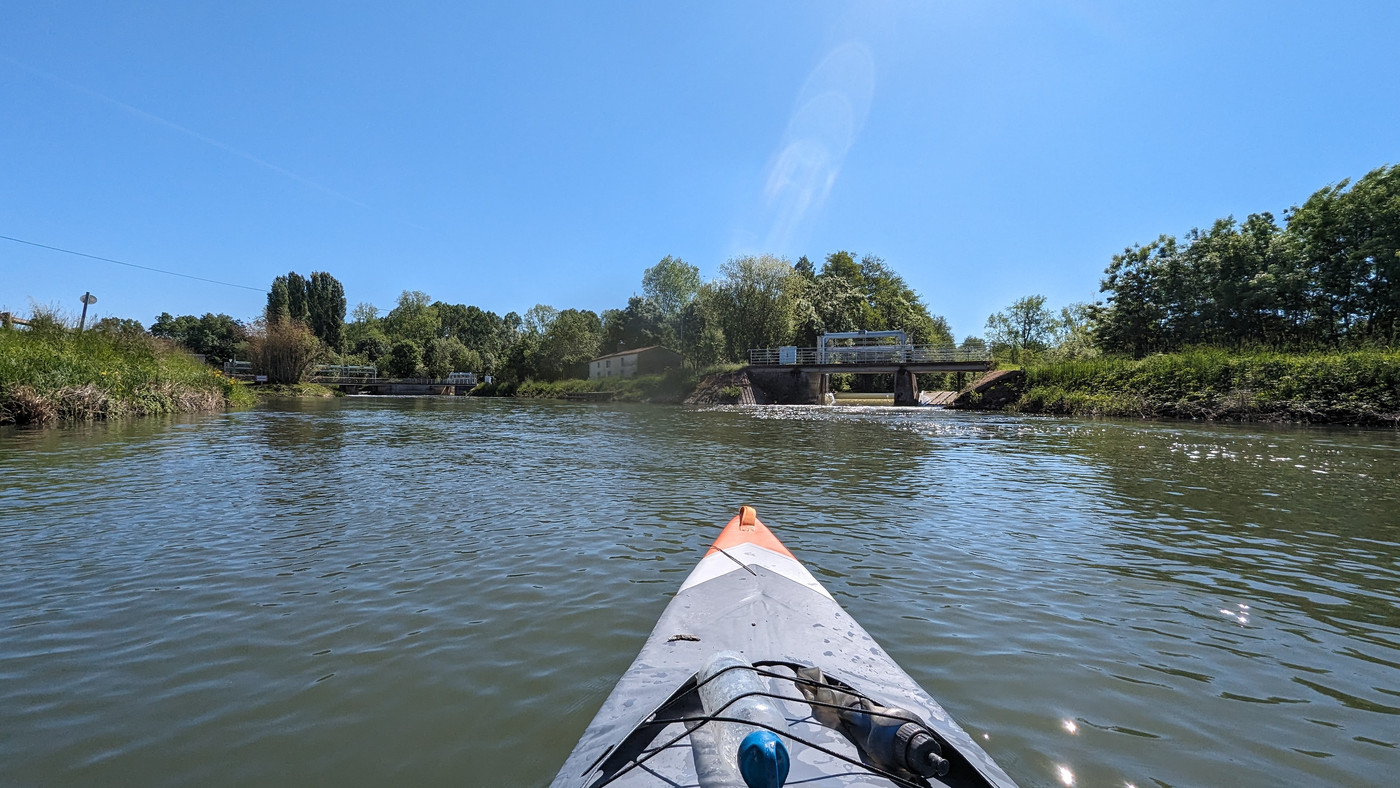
[747,338,993,405]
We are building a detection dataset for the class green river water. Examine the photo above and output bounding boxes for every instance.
[2,398,1397,787]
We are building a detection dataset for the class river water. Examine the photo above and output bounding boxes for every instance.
[1,398,1397,787]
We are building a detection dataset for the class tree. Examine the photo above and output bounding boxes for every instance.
[91,317,145,336]
[522,303,559,336]
[385,339,423,378]
[679,292,727,368]
[150,312,248,364]
[383,291,439,346]
[351,302,379,323]
[351,332,391,362]
[792,273,866,345]
[246,319,324,383]
[603,296,670,352]
[642,256,701,321]
[1047,303,1098,361]
[266,277,291,323]
[306,271,346,351]
[859,255,951,345]
[822,250,864,286]
[285,272,309,322]
[424,337,465,378]
[986,295,1054,362]
[710,254,800,360]
[539,309,603,379]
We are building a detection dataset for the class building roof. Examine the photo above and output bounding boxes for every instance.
[589,345,679,363]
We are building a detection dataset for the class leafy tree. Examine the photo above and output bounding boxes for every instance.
[285,272,309,322]
[306,271,346,351]
[642,256,701,321]
[424,337,465,378]
[709,254,799,360]
[539,308,603,379]
[91,317,145,336]
[383,291,439,347]
[150,312,248,364]
[1093,164,1400,352]
[522,303,559,336]
[351,332,391,362]
[603,296,670,351]
[821,250,864,286]
[351,302,379,323]
[266,277,290,323]
[385,339,423,378]
[792,274,866,345]
[452,345,483,374]
[859,255,950,345]
[679,292,727,368]
[986,295,1054,363]
[1047,303,1098,361]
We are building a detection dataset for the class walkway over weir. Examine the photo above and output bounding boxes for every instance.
[747,344,993,374]
[746,337,993,405]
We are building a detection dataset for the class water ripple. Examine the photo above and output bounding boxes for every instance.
[2,400,1398,787]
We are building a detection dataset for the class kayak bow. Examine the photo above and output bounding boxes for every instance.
[552,507,1018,788]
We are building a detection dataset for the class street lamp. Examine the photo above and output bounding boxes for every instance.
[79,292,97,330]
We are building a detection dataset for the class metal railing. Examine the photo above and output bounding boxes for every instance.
[748,344,992,366]
[311,364,378,382]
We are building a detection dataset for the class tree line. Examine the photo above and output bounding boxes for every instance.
[133,251,951,383]
[1093,164,1399,356]
[340,251,951,382]
[133,162,1399,379]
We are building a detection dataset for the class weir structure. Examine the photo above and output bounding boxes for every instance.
[747,331,993,405]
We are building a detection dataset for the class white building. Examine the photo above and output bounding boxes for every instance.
[588,346,683,380]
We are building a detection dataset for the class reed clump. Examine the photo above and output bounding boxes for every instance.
[0,315,253,426]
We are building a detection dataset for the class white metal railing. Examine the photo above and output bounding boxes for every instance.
[748,344,992,366]
[311,364,378,382]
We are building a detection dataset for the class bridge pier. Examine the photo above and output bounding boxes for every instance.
[893,368,920,406]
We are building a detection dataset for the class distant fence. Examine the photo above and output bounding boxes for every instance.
[310,364,378,382]
[748,344,992,366]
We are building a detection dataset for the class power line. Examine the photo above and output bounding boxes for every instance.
[1,233,265,292]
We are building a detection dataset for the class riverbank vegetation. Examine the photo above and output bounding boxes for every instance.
[249,383,340,399]
[10,162,1395,424]
[473,366,722,404]
[1012,349,1400,424]
[0,310,252,425]
[971,164,1400,424]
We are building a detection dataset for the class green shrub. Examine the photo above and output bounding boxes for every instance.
[0,321,252,425]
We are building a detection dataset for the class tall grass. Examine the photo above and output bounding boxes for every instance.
[1016,348,1400,424]
[0,319,253,425]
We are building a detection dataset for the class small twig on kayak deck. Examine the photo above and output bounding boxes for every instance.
[714,545,757,575]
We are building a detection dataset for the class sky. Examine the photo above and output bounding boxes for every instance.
[3,1,1398,342]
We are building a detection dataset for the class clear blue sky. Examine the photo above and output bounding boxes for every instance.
[4,1,1397,341]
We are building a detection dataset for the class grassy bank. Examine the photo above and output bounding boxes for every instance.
[0,325,254,425]
[1013,348,1400,425]
[250,382,341,399]
[473,367,722,404]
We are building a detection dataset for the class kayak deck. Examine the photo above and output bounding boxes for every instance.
[552,509,1017,788]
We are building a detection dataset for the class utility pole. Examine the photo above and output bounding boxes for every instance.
[79,292,97,330]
